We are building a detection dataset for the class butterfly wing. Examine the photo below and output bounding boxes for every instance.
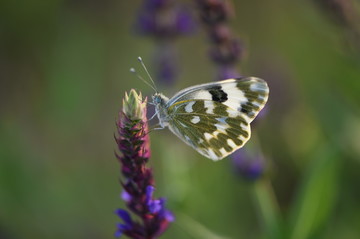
[168,77,269,122]
[166,77,269,160]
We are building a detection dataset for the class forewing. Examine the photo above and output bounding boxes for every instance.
[168,77,269,122]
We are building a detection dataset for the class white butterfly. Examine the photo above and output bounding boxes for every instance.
[134,57,269,161]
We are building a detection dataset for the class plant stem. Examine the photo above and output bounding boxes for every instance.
[252,178,283,239]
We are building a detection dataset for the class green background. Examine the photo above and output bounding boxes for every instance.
[1,1,360,238]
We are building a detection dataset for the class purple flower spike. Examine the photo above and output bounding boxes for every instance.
[136,0,195,38]
[114,90,173,238]
[232,149,266,181]
[134,0,196,85]
[196,0,244,80]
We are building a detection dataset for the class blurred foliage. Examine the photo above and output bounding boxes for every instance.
[1,0,360,239]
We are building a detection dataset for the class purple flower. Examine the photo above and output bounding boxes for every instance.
[217,65,242,80]
[196,0,232,24]
[136,1,195,38]
[114,90,173,238]
[134,0,196,85]
[115,209,133,228]
[209,38,244,66]
[232,149,265,181]
[146,186,162,213]
[154,46,178,86]
[195,0,243,80]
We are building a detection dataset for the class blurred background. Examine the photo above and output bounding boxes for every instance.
[1,0,360,238]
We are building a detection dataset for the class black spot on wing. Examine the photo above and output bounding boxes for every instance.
[240,107,249,114]
[208,86,228,103]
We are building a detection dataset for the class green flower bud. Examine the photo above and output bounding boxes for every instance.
[122,89,147,121]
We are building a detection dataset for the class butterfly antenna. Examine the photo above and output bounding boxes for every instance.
[137,56,158,92]
[130,68,157,92]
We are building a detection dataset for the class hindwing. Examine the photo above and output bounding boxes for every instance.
[168,100,251,160]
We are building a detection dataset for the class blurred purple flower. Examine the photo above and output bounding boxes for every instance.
[232,149,265,181]
[217,65,242,80]
[136,4,195,38]
[114,90,174,238]
[197,0,232,24]
[209,31,244,66]
[135,0,196,85]
[155,45,178,85]
[195,0,244,80]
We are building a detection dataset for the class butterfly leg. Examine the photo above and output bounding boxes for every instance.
[148,112,157,121]
[152,127,164,131]
[149,123,165,132]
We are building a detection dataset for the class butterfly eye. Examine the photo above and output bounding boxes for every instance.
[153,95,162,104]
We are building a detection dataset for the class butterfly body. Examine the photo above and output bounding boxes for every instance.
[153,77,269,161]
[153,93,170,128]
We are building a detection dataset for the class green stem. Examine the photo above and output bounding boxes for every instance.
[252,178,283,239]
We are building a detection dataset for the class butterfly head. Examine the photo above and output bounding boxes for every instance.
[152,93,169,106]
[152,93,170,128]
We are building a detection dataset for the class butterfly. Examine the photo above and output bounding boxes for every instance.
[132,57,269,161]
[152,77,269,161]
